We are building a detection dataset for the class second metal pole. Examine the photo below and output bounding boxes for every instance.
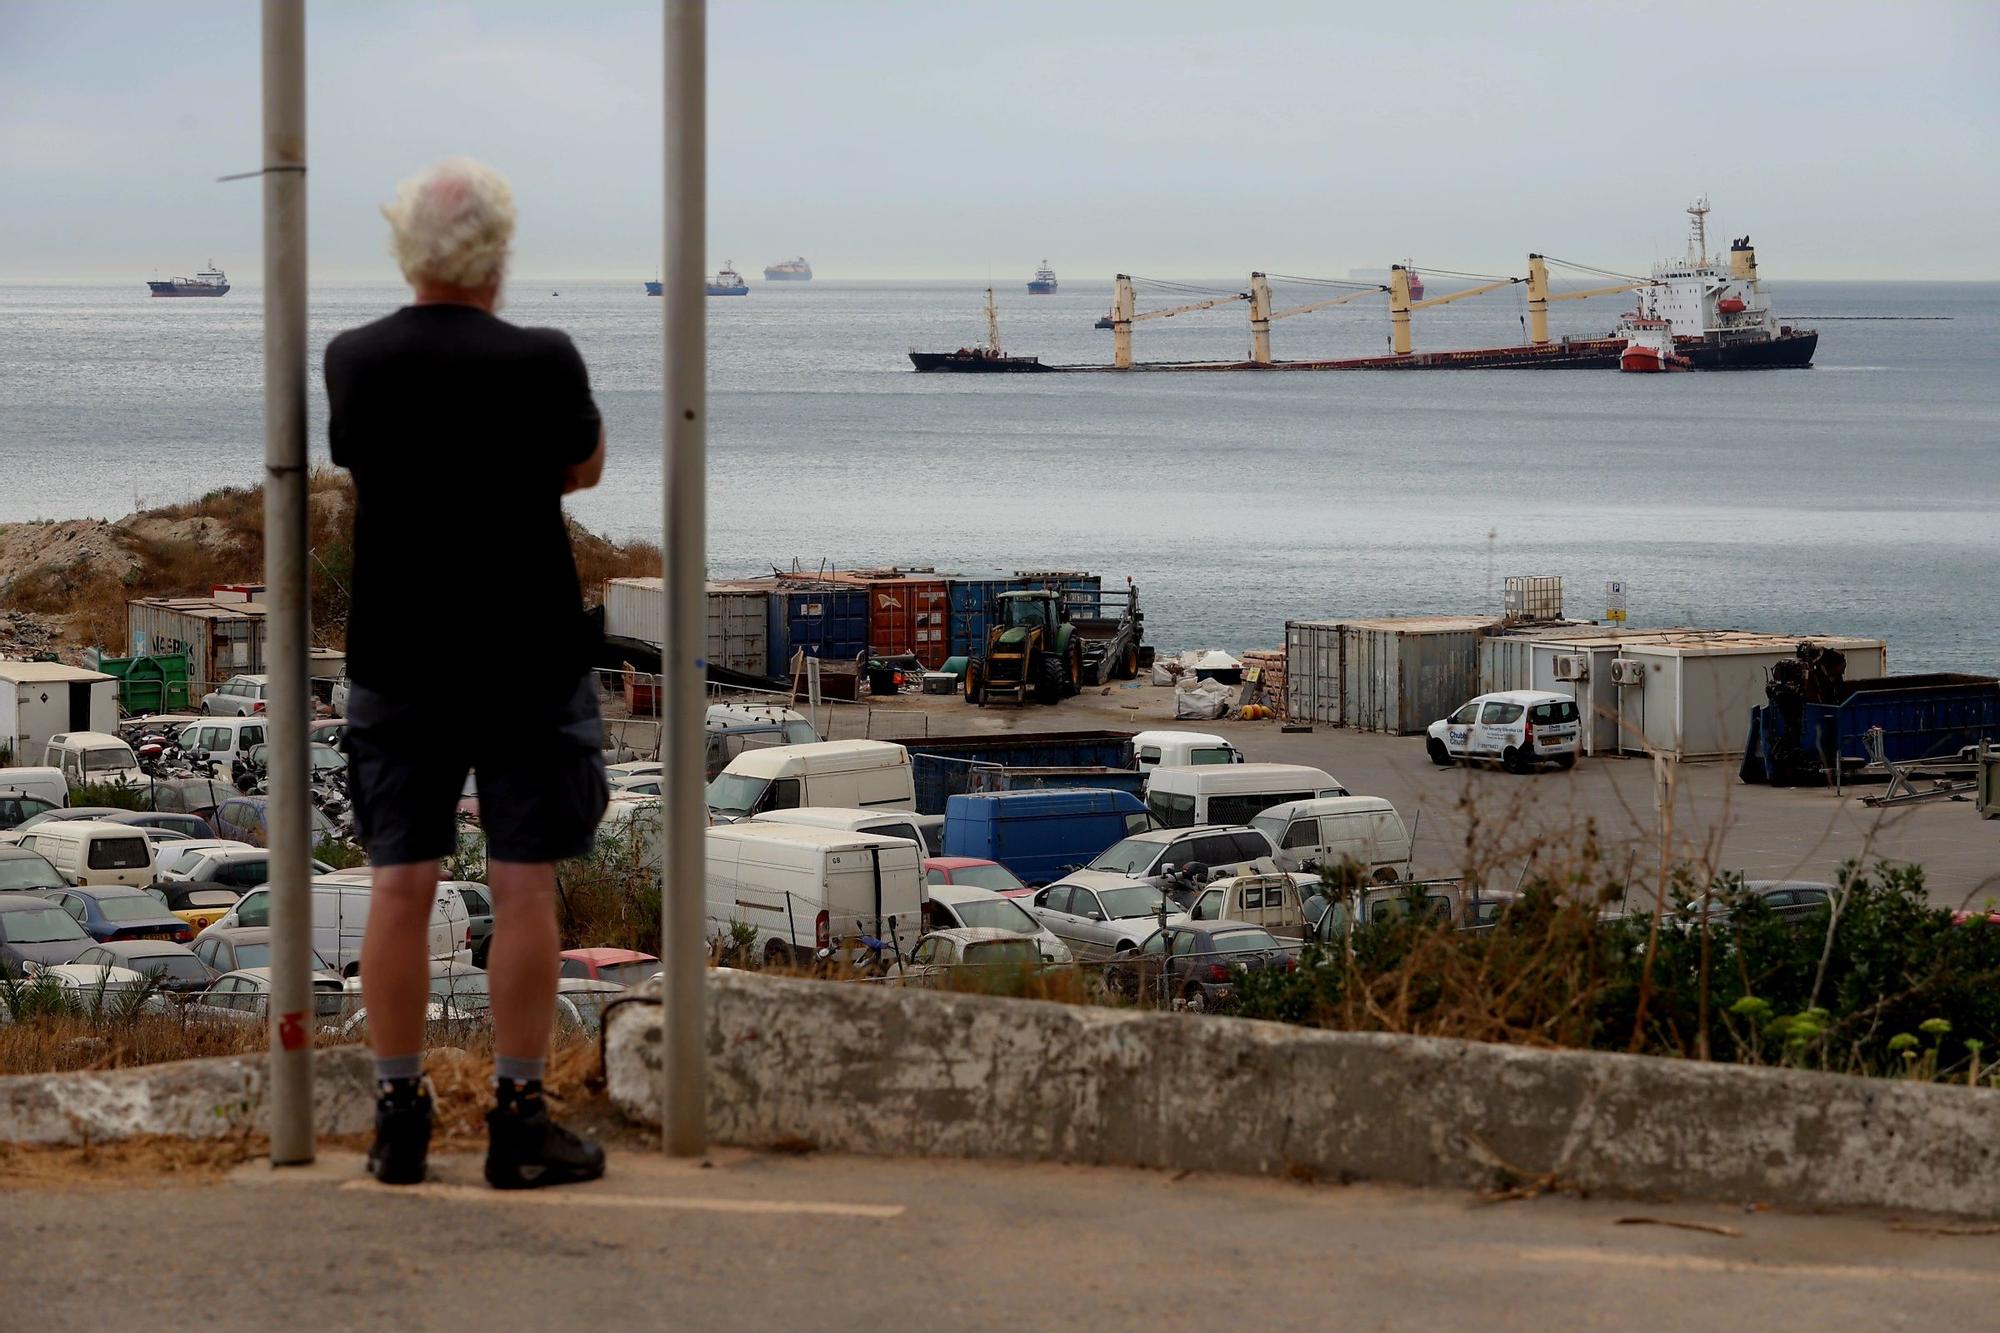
[261,0,314,1167]
[660,0,708,1157]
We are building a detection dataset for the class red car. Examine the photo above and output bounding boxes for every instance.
[558,947,659,987]
[923,857,1033,899]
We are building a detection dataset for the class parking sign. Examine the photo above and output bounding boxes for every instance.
[1605,580,1628,624]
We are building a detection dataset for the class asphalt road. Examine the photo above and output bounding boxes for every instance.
[826,685,1999,910]
[6,1148,1997,1329]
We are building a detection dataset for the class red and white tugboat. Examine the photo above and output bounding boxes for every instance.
[1617,309,1692,373]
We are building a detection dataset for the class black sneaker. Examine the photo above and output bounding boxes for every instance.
[367,1082,434,1186]
[484,1095,606,1191]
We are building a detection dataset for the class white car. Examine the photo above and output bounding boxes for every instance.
[1057,825,1281,894]
[188,966,348,1025]
[1426,690,1580,773]
[200,674,270,717]
[925,882,1072,964]
[153,838,257,880]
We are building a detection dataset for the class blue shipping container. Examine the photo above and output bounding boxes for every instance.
[1806,673,2000,766]
[944,788,1149,887]
[766,585,872,678]
[946,577,1031,662]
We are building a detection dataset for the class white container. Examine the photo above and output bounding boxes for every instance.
[1284,620,1346,727]
[1341,617,1499,736]
[0,662,118,767]
[603,577,770,677]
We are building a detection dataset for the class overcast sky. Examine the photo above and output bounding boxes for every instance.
[3,1,1995,282]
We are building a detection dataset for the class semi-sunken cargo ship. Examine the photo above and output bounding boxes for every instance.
[909,289,1052,373]
[147,263,229,297]
[764,257,812,281]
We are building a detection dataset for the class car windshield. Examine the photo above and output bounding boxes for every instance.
[782,721,818,744]
[127,952,209,983]
[595,961,658,988]
[430,971,492,1001]
[962,938,1041,967]
[99,895,167,922]
[234,943,271,968]
[307,744,344,771]
[1209,928,1280,954]
[0,905,87,944]
[947,864,1026,893]
[1189,747,1236,765]
[951,897,1041,933]
[704,773,769,816]
[1529,701,1580,724]
[0,857,63,891]
[1097,885,1178,919]
[1087,838,1159,875]
[1249,814,1287,846]
[183,889,239,908]
[84,745,138,772]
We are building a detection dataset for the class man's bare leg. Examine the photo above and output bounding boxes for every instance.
[486,859,560,1067]
[360,861,440,1184]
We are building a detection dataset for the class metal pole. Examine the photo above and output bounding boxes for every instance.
[260,0,313,1166]
[660,0,708,1157]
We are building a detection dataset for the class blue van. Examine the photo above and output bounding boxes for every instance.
[943,788,1150,887]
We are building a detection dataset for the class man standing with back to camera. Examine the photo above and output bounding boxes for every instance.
[325,157,610,1188]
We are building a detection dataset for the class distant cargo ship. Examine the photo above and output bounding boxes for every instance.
[1027,261,1057,295]
[1348,265,1423,300]
[707,262,749,297]
[644,280,662,296]
[147,263,229,297]
[764,257,812,281]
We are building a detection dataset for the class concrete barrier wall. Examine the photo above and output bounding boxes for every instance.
[0,1046,374,1146]
[608,971,2000,1218]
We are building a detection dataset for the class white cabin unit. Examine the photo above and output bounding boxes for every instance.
[0,662,118,768]
[1478,629,1886,760]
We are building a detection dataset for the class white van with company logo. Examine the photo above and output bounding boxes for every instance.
[1144,763,1346,829]
[22,820,157,888]
[704,740,914,821]
[1427,691,1580,773]
[1249,796,1413,881]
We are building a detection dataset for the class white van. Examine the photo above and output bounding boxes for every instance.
[176,717,270,769]
[1145,763,1346,829]
[43,733,143,789]
[750,807,929,854]
[204,871,473,976]
[20,820,157,887]
[705,740,914,821]
[705,823,924,966]
[1249,796,1413,881]
[0,766,68,808]
[707,702,820,744]
[1131,730,1244,771]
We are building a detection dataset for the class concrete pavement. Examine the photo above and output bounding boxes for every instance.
[825,684,2000,909]
[5,1147,1997,1328]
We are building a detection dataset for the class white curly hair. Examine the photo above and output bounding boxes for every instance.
[381,157,515,290]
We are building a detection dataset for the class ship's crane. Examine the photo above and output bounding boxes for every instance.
[1246,274,1388,364]
[1524,255,1652,345]
[1390,266,1522,356]
[1108,275,1248,369]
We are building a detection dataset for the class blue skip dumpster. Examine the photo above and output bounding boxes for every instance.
[906,729,1136,814]
[1743,673,2000,786]
[944,788,1149,887]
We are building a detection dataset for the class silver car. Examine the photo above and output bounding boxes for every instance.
[1029,881,1190,960]
[199,674,270,717]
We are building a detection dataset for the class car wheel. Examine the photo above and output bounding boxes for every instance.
[763,940,794,970]
[1101,963,1126,996]
[1502,747,1529,774]
[1427,738,1454,767]
[1556,754,1577,771]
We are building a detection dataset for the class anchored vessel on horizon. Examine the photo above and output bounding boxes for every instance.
[764,257,813,282]
[1027,261,1058,295]
[146,263,229,297]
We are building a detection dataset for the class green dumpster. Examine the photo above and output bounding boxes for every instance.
[94,653,192,714]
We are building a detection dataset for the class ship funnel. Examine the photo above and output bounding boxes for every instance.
[1729,235,1757,281]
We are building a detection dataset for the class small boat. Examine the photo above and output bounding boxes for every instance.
[1617,310,1692,373]
[707,262,749,297]
[909,288,1052,373]
[644,280,663,296]
[1027,261,1057,295]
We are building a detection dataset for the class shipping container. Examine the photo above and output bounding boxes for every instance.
[1285,621,1346,727]
[767,583,871,680]
[864,578,951,669]
[1016,570,1103,616]
[0,661,118,763]
[904,729,1137,815]
[1341,617,1499,735]
[947,578,1032,662]
[126,598,269,694]
[603,577,772,678]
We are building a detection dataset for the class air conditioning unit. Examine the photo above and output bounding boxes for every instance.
[1553,654,1590,681]
[1610,658,1646,686]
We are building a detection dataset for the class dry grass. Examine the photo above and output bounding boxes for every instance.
[568,518,661,607]
[0,1008,277,1076]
